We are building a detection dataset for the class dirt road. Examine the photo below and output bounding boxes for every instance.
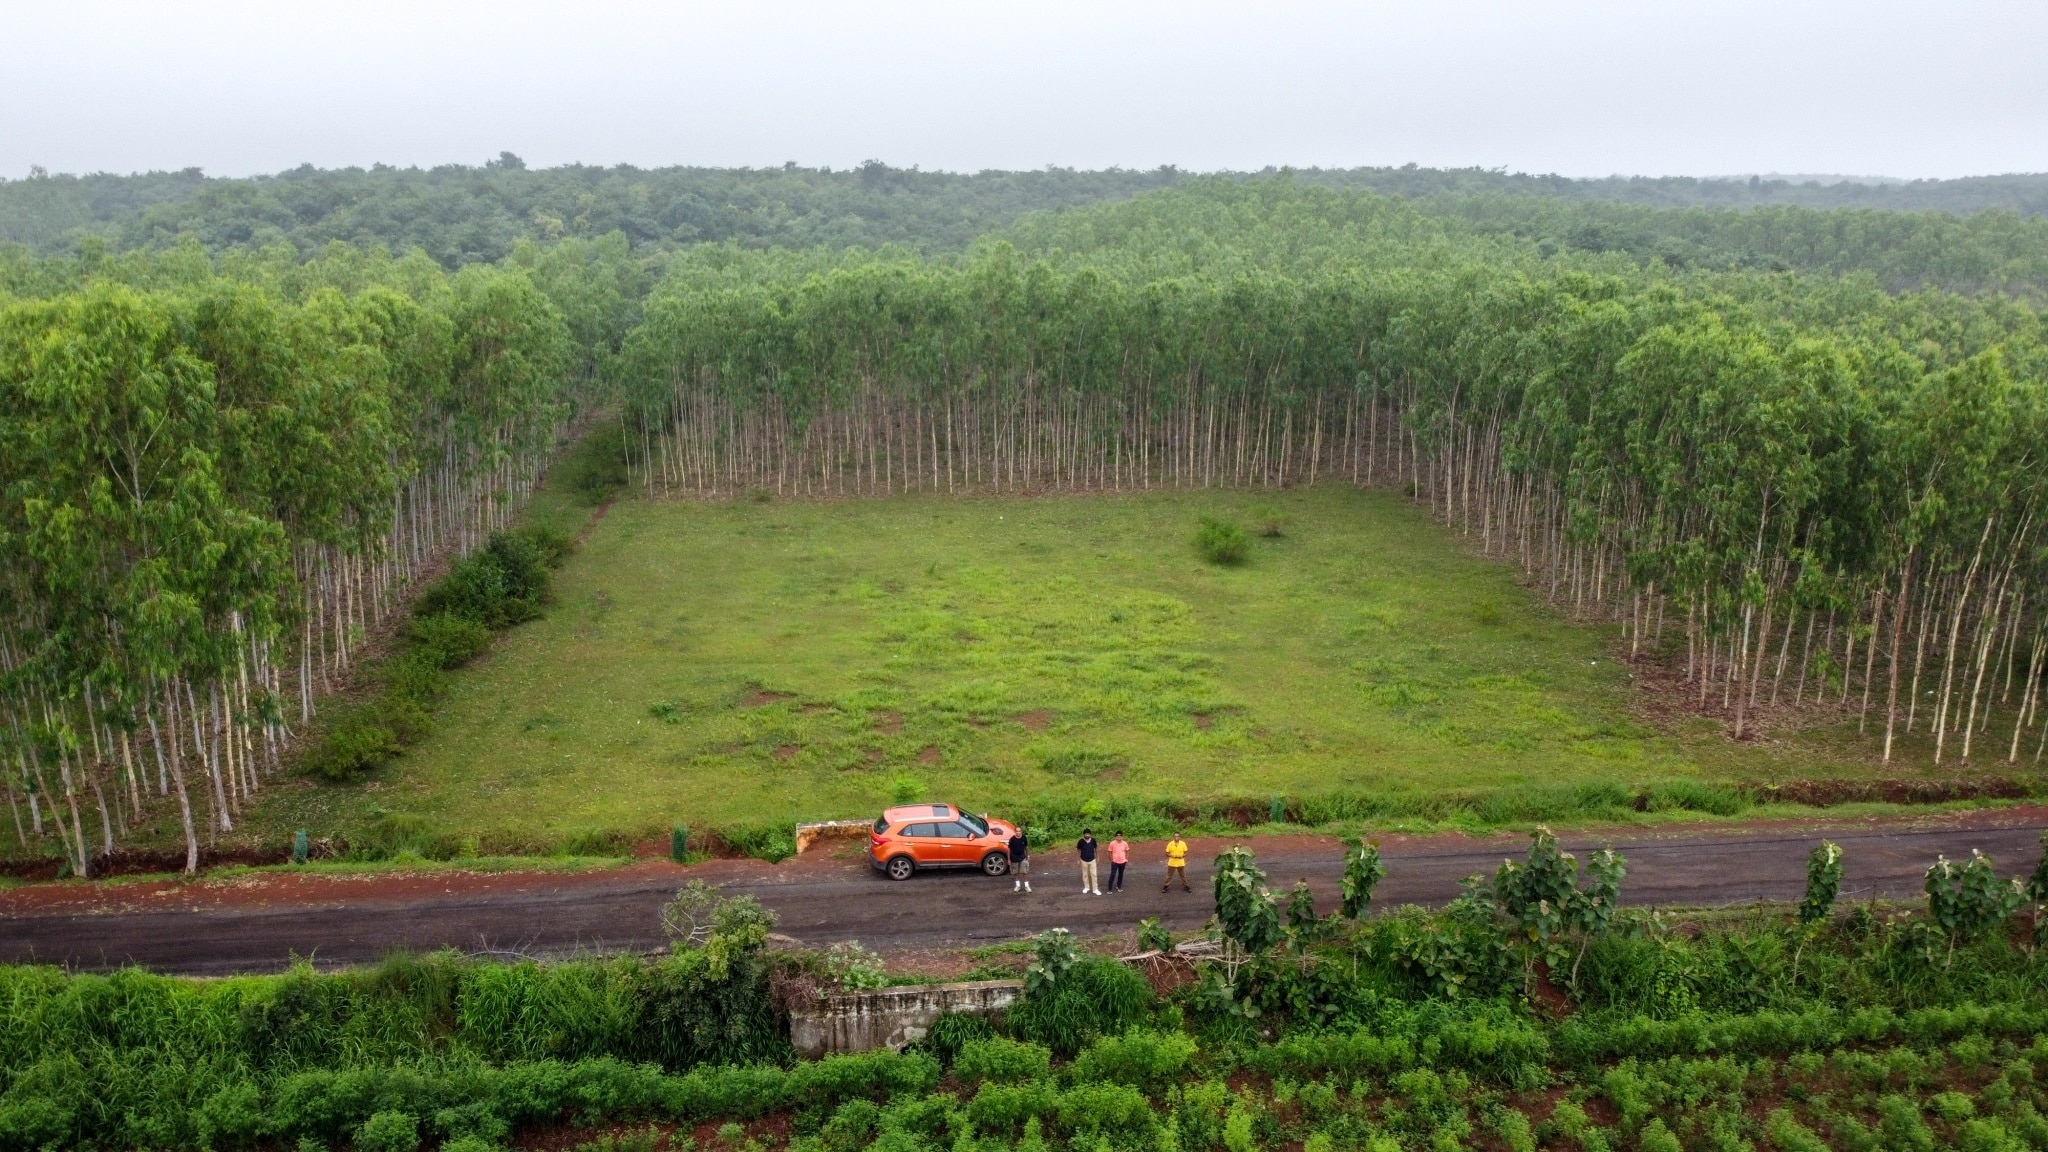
[4,810,2042,975]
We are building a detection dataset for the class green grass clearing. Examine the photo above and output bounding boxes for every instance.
[230,484,1942,853]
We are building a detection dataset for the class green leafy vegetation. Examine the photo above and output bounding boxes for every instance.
[7,836,2048,1150]
[1194,517,1251,566]
[12,162,2048,292]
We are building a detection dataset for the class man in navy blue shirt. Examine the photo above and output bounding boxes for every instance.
[1008,826,1031,892]
[1076,829,1100,895]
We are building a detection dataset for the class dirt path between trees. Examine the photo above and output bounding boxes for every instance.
[3,809,2042,975]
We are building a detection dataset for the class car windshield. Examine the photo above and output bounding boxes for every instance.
[957,812,988,836]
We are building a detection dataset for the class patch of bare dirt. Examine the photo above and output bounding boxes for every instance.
[871,710,903,734]
[741,689,793,708]
[1014,709,1056,732]
[916,744,942,764]
[572,492,618,547]
[1193,713,1214,731]
[774,744,802,761]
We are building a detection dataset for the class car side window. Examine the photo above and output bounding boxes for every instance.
[935,821,970,838]
[902,823,937,838]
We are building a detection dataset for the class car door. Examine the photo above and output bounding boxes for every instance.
[897,822,940,864]
[933,820,979,865]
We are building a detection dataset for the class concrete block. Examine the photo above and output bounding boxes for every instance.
[790,979,1024,1058]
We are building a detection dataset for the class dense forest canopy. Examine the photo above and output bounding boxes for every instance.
[7,158,2048,272]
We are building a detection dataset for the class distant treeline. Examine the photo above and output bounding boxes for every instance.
[6,157,2048,269]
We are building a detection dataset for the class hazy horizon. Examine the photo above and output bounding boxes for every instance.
[6,1,2045,183]
[13,161,2048,186]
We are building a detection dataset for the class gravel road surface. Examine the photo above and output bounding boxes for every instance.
[4,812,2041,974]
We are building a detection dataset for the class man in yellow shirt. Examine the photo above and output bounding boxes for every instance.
[1163,831,1191,891]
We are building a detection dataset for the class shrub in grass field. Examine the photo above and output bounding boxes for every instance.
[305,704,403,781]
[407,612,494,669]
[917,1012,997,1066]
[417,530,558,628]
[1057,1082,1157,1139]
[1194,516,1250,565]
[1138,916,1173,953]
[349,809,466,860]
[568,421,631,504]
[1642,778,1748,816]
[1038,748,1125,778]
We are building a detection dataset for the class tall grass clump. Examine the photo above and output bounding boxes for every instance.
[1194,515,1250,566]
[1007,930,1154,1057]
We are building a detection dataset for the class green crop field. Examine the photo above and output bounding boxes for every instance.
[247,483,1906,854]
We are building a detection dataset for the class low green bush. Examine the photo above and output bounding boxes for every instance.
[1068,1029,1196,1092]
[417,531,559,628]
[1194,515,1251,565]
[712,823,798,863]
[355,1110,421,1152]
[562,422,631,505]
[1641,778,1749,816]
[965,1080,1060,1134]
[1056,1082,1156,1137]
[304,705,402,782]
[954,1037,1052,1085]
[406,613,494,669]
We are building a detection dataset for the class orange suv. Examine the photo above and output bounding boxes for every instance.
[869,803,1018,881]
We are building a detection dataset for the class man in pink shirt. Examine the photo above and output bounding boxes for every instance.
[1106,831,1130,893]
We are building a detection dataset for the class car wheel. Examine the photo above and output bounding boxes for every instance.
[886,855,916,881]
[981,851,1010,877]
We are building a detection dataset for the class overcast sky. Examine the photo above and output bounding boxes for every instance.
[4,0,2045,181]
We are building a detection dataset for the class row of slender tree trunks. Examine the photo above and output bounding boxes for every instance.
[3,429,555,877]
[631,376,2047,771]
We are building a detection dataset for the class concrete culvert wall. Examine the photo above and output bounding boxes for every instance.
[790,979,1023,1058]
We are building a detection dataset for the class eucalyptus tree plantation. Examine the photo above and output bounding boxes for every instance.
[0,254,572,874]
[619,183,2048,772]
